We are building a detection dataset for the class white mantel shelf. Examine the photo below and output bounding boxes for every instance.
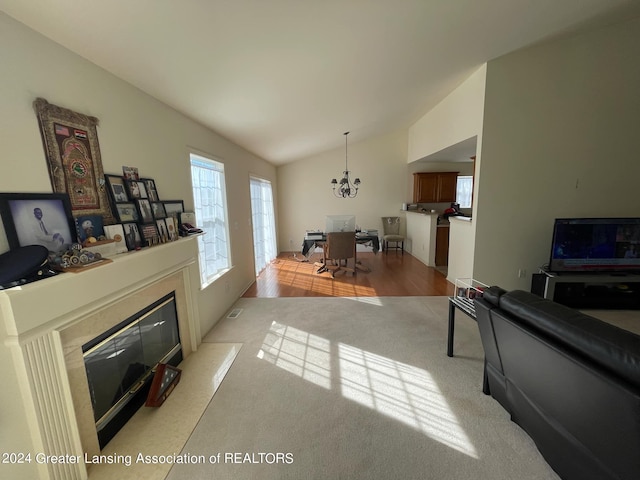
[1,237,198,339]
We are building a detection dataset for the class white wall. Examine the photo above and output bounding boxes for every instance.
[474,16,640,290]
[0,9,276,351]
[406,65,486,281]
[408,65,486,162]
[447,217,475,282]
[276,130,408,253]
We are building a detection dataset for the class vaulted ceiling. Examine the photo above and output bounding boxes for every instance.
[1,0,638,164]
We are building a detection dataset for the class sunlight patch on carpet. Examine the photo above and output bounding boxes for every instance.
[257,321,477,458]
[338,343,477,458]
[344,296,384,306]
[257,321,331,389]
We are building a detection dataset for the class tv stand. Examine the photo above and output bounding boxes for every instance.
[531,272,640,310]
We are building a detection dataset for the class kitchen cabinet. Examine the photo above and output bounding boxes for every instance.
[435,226,450,266]
[413,172,458,203]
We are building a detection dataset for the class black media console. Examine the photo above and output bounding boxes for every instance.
[531,272,640,310]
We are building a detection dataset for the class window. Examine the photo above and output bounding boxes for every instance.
[190,153,231,288]
[250,176,277,276]
[456,176,473,209]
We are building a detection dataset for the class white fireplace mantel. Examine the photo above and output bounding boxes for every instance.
[0,237,201,480]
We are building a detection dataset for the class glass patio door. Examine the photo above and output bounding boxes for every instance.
[249,176,277,276]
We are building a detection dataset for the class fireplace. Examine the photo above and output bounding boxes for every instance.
[0,237,201,480]
[83,292,182,448]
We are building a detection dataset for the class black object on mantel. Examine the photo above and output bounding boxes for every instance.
[0,245,57,289]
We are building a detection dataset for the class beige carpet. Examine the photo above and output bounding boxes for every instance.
[164,297,561,480]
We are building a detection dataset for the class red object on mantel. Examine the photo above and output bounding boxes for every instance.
[145,363,182,407]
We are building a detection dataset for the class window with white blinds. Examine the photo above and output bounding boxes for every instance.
[456,176,473,209]
[250,176,277,276]
[190,153,231,288]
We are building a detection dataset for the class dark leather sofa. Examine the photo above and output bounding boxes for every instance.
[474,287,640,480]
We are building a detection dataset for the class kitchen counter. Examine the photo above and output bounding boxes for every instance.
[405,211,438,267]
[449,215,473,222]
[405,210,438,216]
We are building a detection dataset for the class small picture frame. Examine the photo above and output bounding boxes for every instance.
[180,212,196,227]
[142,178,159,202]
[115,203,139,223]
[75,215,105,243]
[151,202,167,219]
[0,193,76,252]
[105,174,129,203]
[165,216,178,240]
[141,223,159,245]
[123,165,139,181]
[126,180,145,199]
[163,200,184,217]
[136,199,154,223]
[156,219,169,240]
[122,222,142,250]
[104,224,128,254]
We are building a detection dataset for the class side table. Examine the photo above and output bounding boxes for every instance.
[447,295,490,395]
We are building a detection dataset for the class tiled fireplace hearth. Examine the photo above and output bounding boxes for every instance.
[0,237,200,480]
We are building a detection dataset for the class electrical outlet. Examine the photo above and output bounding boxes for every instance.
[518,269,527,278]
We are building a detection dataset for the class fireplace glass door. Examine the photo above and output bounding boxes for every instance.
[83,292,181,446]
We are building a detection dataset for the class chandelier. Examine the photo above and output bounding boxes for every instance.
[331,131,360,198]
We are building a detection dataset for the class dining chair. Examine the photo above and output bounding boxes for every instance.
[381,216,404,254]
[322,231,356,277]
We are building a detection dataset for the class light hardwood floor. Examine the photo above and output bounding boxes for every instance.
[242,250,454,298]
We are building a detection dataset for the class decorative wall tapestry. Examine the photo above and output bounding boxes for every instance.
[33,98,115,224]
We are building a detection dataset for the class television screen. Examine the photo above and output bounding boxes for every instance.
[549,218,640,273]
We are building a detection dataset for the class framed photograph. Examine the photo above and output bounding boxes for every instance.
[33,98,115,224]
[75,215,105,243]
[141,223,159,245]
[165,216,178,240]
[151,202,167,219]
[180,212,196,227]
[0,193,76,252]
[156,219,169,240]
[126,180,146,199]
[104,224,128,254]
[136,199,153,223]
[142,178,159,202]
[163,200,184,217]
[122,166,139,181]
[115,203,139,223]
[105,174,129,203]
[122,222,142,250]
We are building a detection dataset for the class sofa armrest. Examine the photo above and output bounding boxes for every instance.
[482,285,507,306]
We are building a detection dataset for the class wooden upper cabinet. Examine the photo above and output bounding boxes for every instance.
[413,172,458,203]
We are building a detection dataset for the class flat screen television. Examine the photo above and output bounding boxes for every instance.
[549,218,640,274]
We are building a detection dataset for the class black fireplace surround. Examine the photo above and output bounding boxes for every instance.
[82,292,182,448]
[475,287,640,480]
